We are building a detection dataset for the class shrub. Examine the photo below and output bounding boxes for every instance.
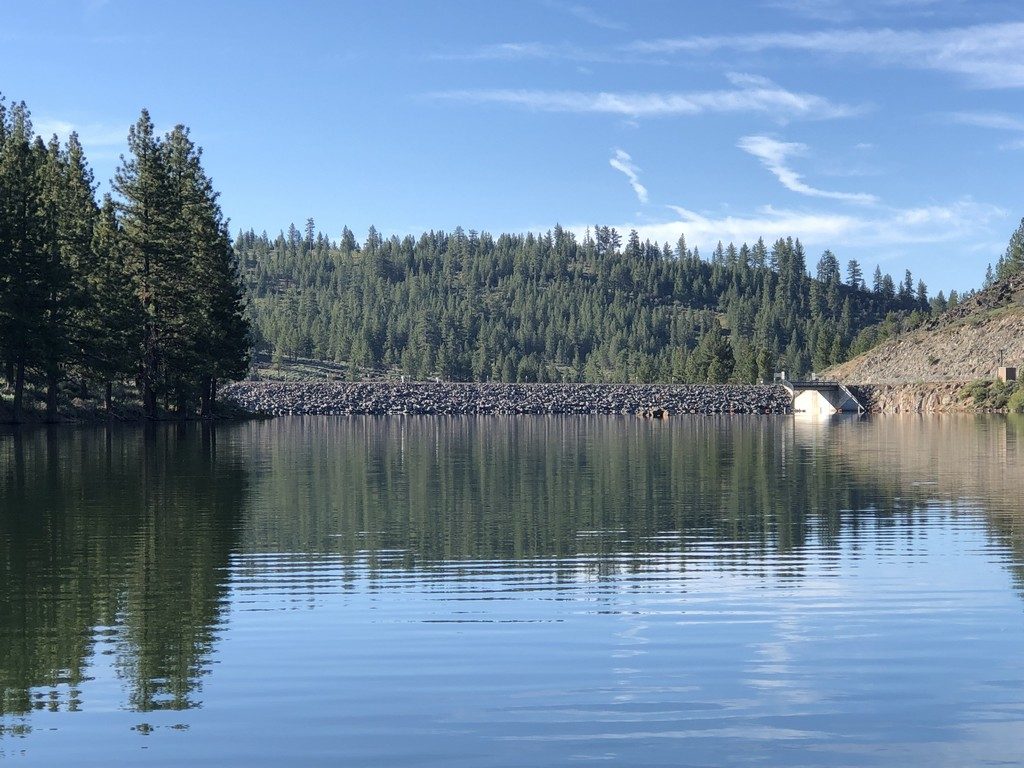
[960,379,1017,409]
[1008,387,1024,413]
[961,379,992,403]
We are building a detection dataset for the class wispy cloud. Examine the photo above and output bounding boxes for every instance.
[433,41,612,63]
[578,198,1004,255]
[766,0,947,23]
[765,0,858,23]
[429,74,862,121]
[609,149,648,203]
[34,118,125,148]
[948,111,1024,150]
[625,22,1024,88]
[738,135,878,203]
[547,0,625,31]
[948,111,1024,131]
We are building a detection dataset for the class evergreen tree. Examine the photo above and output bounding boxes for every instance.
[113,109,175,418]
[0,98,250,421]
[0,101,45,421]
[846,259,863,290]
[997,218,1024,280]
[88,195,143,410]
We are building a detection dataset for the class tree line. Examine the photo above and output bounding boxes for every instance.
[986,216,1024,287]
[240,221,935,384]
[0,98,250,422]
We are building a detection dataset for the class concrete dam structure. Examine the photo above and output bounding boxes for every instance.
[782,379,865,416]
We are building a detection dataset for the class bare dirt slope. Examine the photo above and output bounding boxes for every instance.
[827,273,1024,384]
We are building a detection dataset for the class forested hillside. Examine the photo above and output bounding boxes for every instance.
[828,217,1024,391]
[0,98,250,422]
[240,222,933,384]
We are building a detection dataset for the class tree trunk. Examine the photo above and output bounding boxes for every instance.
[143,383,157,420]
[200,376,212,419]
[199,379,210,419]
[12,359,26,423]
[176,387,189,420]
[105,381,113,413]
[4,360,13,387]
[45,371,59,423]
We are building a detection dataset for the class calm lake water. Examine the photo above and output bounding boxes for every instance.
[2,415,1024,766]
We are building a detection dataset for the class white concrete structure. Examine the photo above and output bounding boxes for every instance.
[793,385,861,415]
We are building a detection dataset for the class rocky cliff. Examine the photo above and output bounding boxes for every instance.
[828,273,1024,386]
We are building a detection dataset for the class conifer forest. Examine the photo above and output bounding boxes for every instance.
[240,222,943,385]
[0,98,250,422]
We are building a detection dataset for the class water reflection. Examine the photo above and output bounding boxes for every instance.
[1,415,1024,766]
[241,415,1024,561]
[0,424,247,717]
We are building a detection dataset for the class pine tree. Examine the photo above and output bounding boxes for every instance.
[915,279,928,308]
[197,226,251,414]
[35,135,77,420]
[113,109,176,418]
[846,259,863,290]
[88,195,143,410]
[0,101,46,421]
[998,218,1024,280]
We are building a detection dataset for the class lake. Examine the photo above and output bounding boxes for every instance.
[2,415,1024,766]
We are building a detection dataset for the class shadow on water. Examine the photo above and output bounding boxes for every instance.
[0,423,248,718]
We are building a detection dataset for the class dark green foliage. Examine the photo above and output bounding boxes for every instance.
[0,97,251,421]
[240,224,924,384]
[996,217,1024,281]
[0,101,46,419]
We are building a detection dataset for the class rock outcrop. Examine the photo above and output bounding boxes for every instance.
[849,383,969,414]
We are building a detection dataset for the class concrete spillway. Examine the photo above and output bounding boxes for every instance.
[782,380,864,416]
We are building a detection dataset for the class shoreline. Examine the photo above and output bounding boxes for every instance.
[4,381,1006,424]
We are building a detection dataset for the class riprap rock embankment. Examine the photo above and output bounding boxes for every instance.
[222,382,791,416]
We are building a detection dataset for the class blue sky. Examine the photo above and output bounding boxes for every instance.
[4,0,1024,292]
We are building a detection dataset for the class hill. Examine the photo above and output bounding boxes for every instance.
[238,223,925,385]
[828,272,1024,384]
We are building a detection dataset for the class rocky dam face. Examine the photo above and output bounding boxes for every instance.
[221,382,793,417]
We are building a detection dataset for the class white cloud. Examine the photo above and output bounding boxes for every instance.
[429,74,862,120]
[738,135,878,204]
[34,118,125,148]
[948,111,1024,131]
[569,199,1004,255]
[609,149,648,204]
[625,22,1024,88]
